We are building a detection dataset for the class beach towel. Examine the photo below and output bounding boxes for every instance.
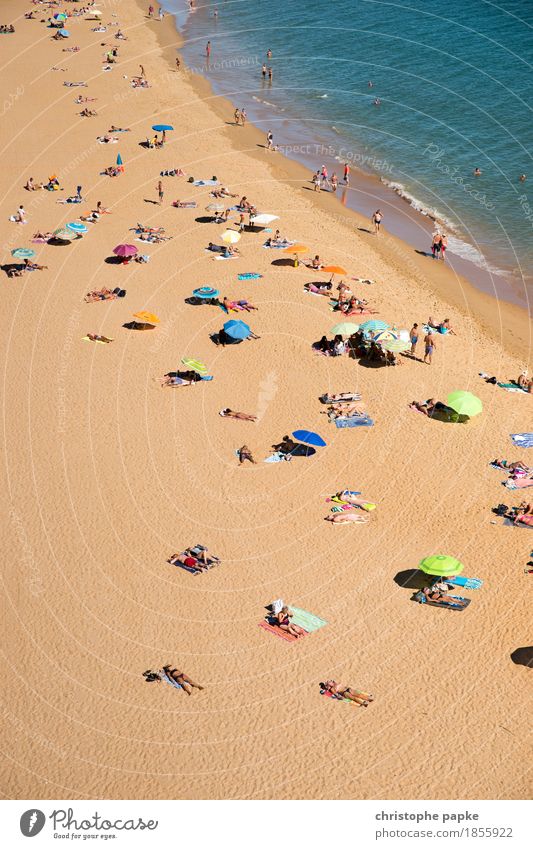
[504,477,533,489]
[258,620,304,642]
[414,591,470,610]
[511,433,533,448]
[213,254,239,260]
[444,575,483,590]
[263,451,289,463]
[160,669,183,691]
[320,394,361,404]
[498,382,528,394]
[335,415,374,428]
[320,689,357,705]
[82,335,113,344]
[289,607,327,632]
[237,273,263,280]
[193,179,219,186]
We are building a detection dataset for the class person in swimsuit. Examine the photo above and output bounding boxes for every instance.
[325,512,368,525]
[161,666,204,694]
[371,209,382,234]
[423,332,435,364]
[322,680,374,706]
[237,444,256,464]
[431,232,441,259]
[219,408,257,421]
[261,63,267,78]
[275,606,305,638]
[422,587,468,608]
[168,549,211,572]
[517,372,533,393]
[409,323,419,356]
[440,234,448,261]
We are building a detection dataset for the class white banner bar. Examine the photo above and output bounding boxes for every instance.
[2,799,531,848]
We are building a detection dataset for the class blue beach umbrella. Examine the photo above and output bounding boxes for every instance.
[223,319,251,340]
[152,124,174,132]
[359,319,389,334]
[116,153,123,166]
[193,286,219,299]
[59,29,70,37]
[11,248,36,259]
[66,221,88,234]
[292,429,327,448]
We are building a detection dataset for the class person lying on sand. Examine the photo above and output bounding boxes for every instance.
[168,547,218,573]
[237,444,256,464]
[512,502,533,525]
[103,166,119,177]
[428,316,457,335]
[211,187,237,198]
[80,108,97,117]
[221,296,257,313]
[517,372,533,393]
[75,95,97,103]
[325,402,365,417]
[492,459,531,472]
[84,288,120,303]
[321,680,374,706]
[86,333,113,343]
[325,512,368,525]
[155,370,202,387]
[157,666,204,694]
[109,125,130,132]
[275,606,305,638]
[33,231,53,241]
[409,398,440,416]
[339,296,378,316]
[24,259,47,271]
[219,408,257,421]
[422,587,468,607]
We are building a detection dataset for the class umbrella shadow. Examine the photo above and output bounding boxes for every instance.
[271,258,297,268]
[47,238,76,246]
[210,330,242,347]
[105,255,127,265]
[123,321,155,331]
[510,646,533,668]
[393,569,428,590]
[195,215,218,224]
[1,263,24,278]
[185,296,219,306]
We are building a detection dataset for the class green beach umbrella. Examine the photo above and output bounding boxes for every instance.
[381,339,411,353]
[446,391,482,418]
[52,227,76,241]
[11,248,36,259]
[419,555,464,577]
[330,322,360,336]
[181,357,207,374]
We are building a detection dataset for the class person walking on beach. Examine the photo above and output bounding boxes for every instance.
[423,331,436,365]
[440,233,448,262]
[175,57,181,71]
[431,231,442,259]
[157,180,164,205]
[409,323,419,357]
[371,208,382,234]
[240,108,247,126]
[343,162,350,185]
[266,130,273,150]
[139,64,145,78]
[331,173,338,192]
[312,170,321,192]
[148,4,154,17]
[234,107,241,125]
[158,7,164,20]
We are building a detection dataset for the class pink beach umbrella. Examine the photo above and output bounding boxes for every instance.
[113,244,137,259]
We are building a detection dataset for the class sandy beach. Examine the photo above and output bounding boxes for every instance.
[1,0,532,802]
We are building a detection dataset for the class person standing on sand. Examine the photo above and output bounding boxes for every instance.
[158,7,164,20]
[409,323,419,356]
[157,180,163,205]
[148,4,154,17]
[139,64,145,78]
[343,162,350,185]
[331,173,338,192]
[234,107,241,125]
[266,130,273,150]
[431,231,441,259]
[240,108,247,126]
[175,57,181,70]
[440,233,448,261]
[312,170,321,192]
[371,208,382,234]
[423,331,436,365]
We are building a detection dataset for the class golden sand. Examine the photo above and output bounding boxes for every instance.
[1,1,531,800]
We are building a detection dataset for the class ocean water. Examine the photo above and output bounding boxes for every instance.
[167,0,533,304]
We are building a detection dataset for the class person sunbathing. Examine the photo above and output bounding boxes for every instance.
[33,231,52,241]
[80,108,97,117]
[155,370,202,387]
[322,392,360,403]
[84,287,118,303]
[211,187,237,198]
[237,444,256,464]
[168,549,210,573]
[325,512,368,524]
[86,333,113,343]
[103,166,119,177]
[24,259,47,271]
[222,296,257,313]
[305,282,332,296]
[422,586,468,607]
[326,402,365,417]
[224,245,239,257]
[492,459,530,472]
[275,606,305,638]
[172,200,196,208]
[160,666,204,694]
[321,680,374,706]
[97,134,118,143]
[409,398,440,416]
[219,408,257,421]
[334,491,375,510]
[517,372,532,393]
[162,168,185,176]
[109,125,130,132]
[24,177,42,191]
[428,316,457,335]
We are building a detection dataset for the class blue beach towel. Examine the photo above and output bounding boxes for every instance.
[160,669,183,691]
[335,416,374,429]
[444,575,483,590]
[193,179,219,186]
[511,433,533,448]
[238,273,263,280]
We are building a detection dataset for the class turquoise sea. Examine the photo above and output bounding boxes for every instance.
[166,0,533,307]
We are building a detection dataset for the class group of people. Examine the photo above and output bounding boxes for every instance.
[431,230,448,260]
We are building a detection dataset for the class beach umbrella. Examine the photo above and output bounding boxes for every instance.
[133,311,160,324]
[284,244,307,253]
[59,28,70,37]
[292,429,327,448]
[54,13,67,21]
[223,319,251,340]
[192,286,219,299]
[251,213,279,226]
[221,230,241,245]
[152,124,174,132]
[11,248,36,259]
[322,265,348,277]
[52,227,76,241]
[419,555,464,578]
[446,391,483,418]
[113,244,137,258]
[206,203,225,212]
[181,357,207,374]
[381,339,411,353]
[116,153,123,166]
[373,328,398,344]
[330,321,360,336]
[66,221,88,234]
[359,319,389,334]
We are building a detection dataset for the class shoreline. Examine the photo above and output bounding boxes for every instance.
[158,8,532,362]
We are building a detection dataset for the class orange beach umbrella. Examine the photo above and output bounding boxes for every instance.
[322,265,347,276]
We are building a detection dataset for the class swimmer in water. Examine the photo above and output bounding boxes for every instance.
[519,174,527,182]
[474,167,482,176]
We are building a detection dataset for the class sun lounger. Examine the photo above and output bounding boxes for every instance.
[335,415,374,428]
[414,590,470,610]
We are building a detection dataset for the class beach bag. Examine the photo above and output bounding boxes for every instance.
[187,176,194,183]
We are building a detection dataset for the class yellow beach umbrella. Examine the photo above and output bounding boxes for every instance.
[221,230,241,245]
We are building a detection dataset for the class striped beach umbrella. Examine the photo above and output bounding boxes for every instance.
[381,339,411,353]
[330,322,360,336]
[66,222,88,234]
[11,248,36,259]
[192,286,219,299]
[359,319,389,334]
[52,227,76,241]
